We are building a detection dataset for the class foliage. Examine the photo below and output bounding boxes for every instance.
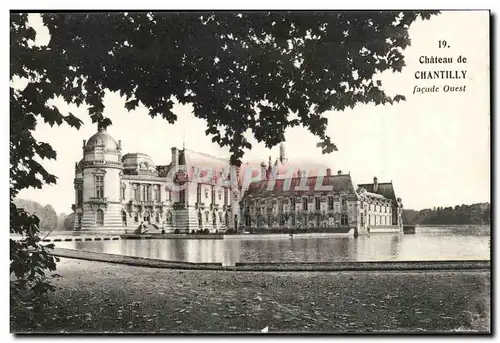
[37,11,437,165]
[402,203,491,225]
[10,203,59,329]
[10,13,76,329]
[11,10,438,328]
[63,213,76,230]
[13,199,59,232]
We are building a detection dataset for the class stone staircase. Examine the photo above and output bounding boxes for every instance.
[171,207,199,233]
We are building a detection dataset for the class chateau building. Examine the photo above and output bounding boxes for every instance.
[241,169,403,235]
[72,127,238,233]
[73,127,403,235]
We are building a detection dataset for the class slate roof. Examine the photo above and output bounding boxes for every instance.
[244,174,356,197]
[357,182,397,201]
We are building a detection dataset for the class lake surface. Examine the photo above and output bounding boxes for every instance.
[53,226,490,266]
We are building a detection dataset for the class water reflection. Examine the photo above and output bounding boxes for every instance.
[55,228,490,266]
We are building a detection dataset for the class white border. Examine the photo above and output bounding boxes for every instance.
[3,1,497,342]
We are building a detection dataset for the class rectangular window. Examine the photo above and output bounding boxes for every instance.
[95,175,104,198]
[315,197,320,211]
[168,190,172,201]
[197,184,201,203]
[211,186,215,204]
[134,185,140,201]
[302,197,308,211]
[341,198,346,206]
[121,187,126,200]
[328,196,334,210]
[278,199,283,212]
[224,187,228,206]
[179,189,186,203]
[290,198,296,210]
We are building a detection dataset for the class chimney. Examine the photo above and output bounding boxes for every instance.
[260,162,266,181]
[337,170,342,175]
[326,168,332,176]
[178,149,187,166]
[373,176,379,192]
[171,147,179,166]
[279,143,286,163]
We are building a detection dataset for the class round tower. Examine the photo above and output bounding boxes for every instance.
[79,126,124,232]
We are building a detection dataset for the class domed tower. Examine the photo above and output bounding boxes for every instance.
[75,126,124,232]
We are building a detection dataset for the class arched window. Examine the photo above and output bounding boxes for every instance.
[155,212,160,223]
[198,212,203,227]
[96,209,104,226]
[133,212,139,223]
[341,214,348,226]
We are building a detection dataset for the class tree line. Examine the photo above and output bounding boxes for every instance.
[402,202,491,226]
[13,199,74,231]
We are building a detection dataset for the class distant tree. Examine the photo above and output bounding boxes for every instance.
[56,212,67,230]
[40,205,57,231]
[13,199,58,232]
[63,213,75,231]
[10,11,438,328]
[402,209,419,225]
[403,203,491,225]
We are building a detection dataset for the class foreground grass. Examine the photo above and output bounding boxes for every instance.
[11,258,490,333]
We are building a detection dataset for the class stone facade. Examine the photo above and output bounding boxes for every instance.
[73,129,236,233]
[241,170,403,235]
[73,128,402,235]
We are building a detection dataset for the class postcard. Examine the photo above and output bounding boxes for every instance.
[10,10,490,334]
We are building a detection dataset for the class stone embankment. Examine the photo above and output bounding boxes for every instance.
[50,247,490,272]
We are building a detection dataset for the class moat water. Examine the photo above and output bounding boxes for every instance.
[53,226,490,266]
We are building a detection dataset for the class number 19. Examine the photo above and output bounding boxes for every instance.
[438,40,448,48]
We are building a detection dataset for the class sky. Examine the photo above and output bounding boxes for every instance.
[14,11,490,214]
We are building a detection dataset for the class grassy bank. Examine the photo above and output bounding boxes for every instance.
[11,259,490,333]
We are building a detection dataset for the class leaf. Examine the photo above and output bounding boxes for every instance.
[64,113,83,128]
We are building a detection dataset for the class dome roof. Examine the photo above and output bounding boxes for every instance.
[85,128,119,152]
[122,153,157,175]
